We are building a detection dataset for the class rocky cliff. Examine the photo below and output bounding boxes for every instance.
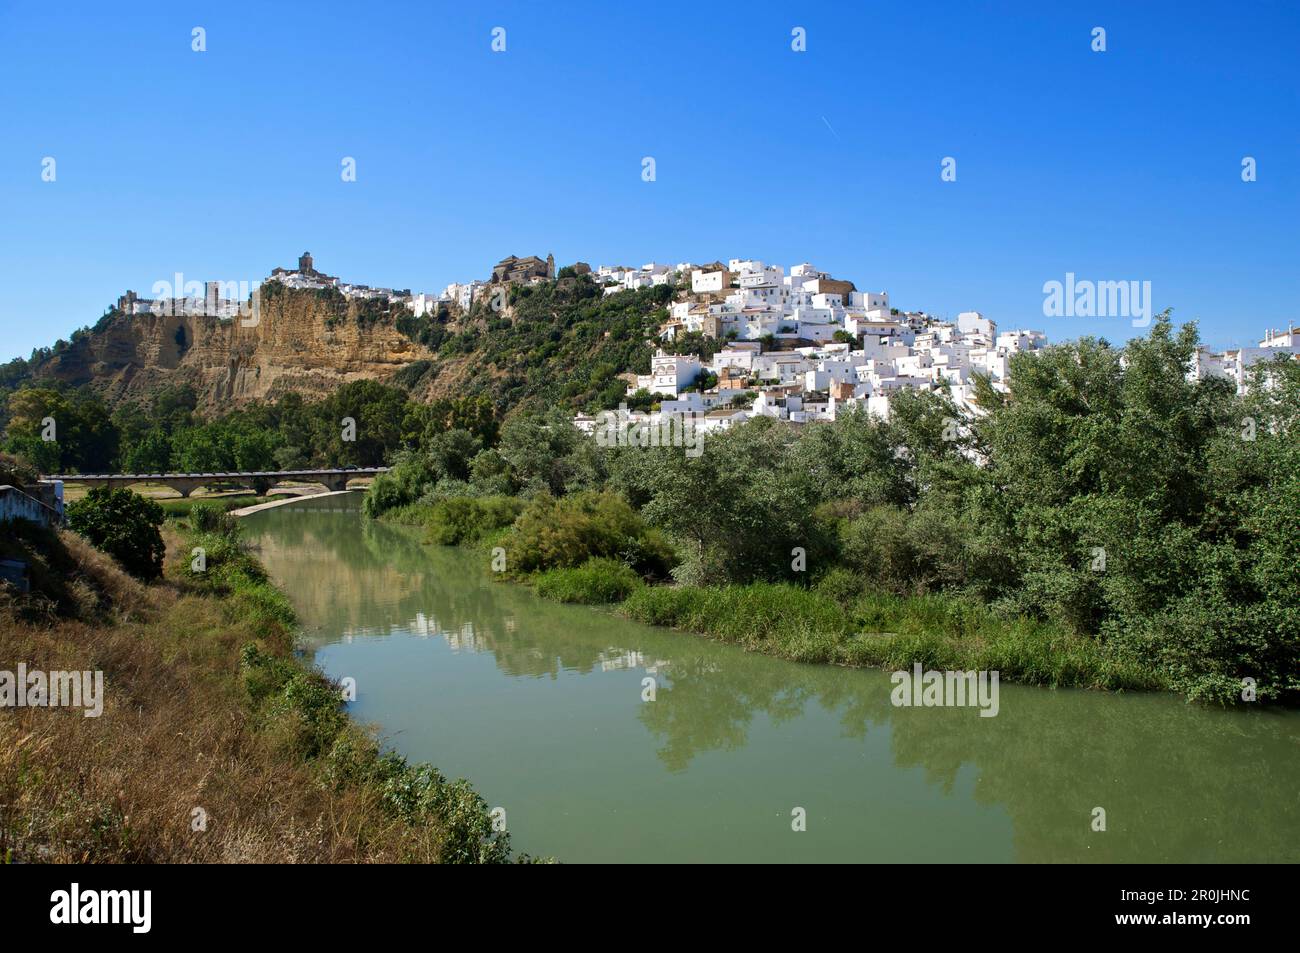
[32,285,439,409]
[22,277,672,418]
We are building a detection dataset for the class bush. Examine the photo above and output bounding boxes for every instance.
[837,505,919,593]
[425,496,524,545]
[188,500,238,536]
[0,451,39,489]
[468,449,516,496]
[814,567,865,608]
[362,452,436,519]
[504,491,675,577]
[322,743,513,864]
[534,558,643,604]
[186,525,296,636]
[66,486,165,580]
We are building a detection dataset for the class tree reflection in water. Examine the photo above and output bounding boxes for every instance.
[247,496,1300,863]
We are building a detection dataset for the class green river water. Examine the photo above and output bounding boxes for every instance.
[244,494,1299,863]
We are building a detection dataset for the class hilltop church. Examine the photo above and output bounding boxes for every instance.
[490,253,554,284]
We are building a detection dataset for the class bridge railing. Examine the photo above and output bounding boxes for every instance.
[44,468,389,480]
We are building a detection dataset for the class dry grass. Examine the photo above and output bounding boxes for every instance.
[0,524,512,863]
[1,523,149,625]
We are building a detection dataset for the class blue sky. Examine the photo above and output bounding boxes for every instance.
[1,0,1296,362]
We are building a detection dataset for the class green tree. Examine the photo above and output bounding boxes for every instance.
[316,380,408,467]
[498,408,583,495]
[635,418,825,585]
[123,427,173,472]
[427,428,482,483]
[66,486,166,579]
[3,387,119,472]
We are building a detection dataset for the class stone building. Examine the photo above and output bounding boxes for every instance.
[271,251,337,283]
[490,253,555,284]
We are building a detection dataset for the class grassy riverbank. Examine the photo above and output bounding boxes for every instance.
[619,583,1162,691]
[155,494,263,518]
[371,499,1164,693]
[0,515,524,863]
[526,563,1161,691]
[358,328,1300,706]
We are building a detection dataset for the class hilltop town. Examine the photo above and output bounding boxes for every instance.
[585,258,1043,434]
[40,250,1300,424]
[265,252,1299,426]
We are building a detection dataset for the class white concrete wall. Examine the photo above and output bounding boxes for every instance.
[0,485,62,529]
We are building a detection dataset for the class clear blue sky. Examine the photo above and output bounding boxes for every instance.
[1,0,1296,363]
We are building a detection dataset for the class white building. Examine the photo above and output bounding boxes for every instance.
[691,269,731,294]
[630,351,704,398]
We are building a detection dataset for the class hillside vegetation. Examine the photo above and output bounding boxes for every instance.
[0,278,671,473]
[393,277,674,411]
[364,319,1300,706]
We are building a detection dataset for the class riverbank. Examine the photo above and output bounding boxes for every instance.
[246,498,1300,862]
[372,500,1169,695]
[618,582,1162,691]
[228,489,354,517]
[0,515,523,863]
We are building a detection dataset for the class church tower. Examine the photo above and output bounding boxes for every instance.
[546,253,555,279]
[298,251,314,274]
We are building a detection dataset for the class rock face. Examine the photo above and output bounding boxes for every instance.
[35,287,437,409]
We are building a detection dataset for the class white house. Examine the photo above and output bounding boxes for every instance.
[631,351,703,398]
[691,269,731,294]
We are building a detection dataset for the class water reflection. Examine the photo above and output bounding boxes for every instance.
[246,495,1300,863]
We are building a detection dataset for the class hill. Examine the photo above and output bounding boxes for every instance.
[5,276,674,418]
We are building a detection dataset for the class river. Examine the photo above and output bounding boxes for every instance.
[243,494,1300,863]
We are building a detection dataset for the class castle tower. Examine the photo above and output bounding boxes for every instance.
[546,253,555,279]
[298,251,314,274]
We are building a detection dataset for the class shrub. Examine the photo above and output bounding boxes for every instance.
[534,558,643,604]
[425,496,524,545]
[66,486,165,580]
[838,505,918,593]
[468,449,516,496]
[362,452,435,519]
[0,451,39,489]
[322,743,513,864]
[186,524,296,636]
[504,491,675,577]
[189,500,238,536]
[814,566,865,608]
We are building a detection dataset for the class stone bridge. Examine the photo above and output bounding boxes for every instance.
[45,468,389,498]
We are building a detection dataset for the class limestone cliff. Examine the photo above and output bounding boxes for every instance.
[24,276,670,417]
[33,286,439,409]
